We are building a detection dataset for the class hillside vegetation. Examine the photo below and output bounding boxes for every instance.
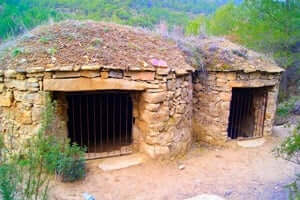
[0,0,230,40]
[186,0,300,96]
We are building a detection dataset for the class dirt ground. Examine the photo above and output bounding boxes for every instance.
[50,126,300,200]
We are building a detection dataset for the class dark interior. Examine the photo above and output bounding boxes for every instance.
[228,88,267,139]
[66,91,133,154]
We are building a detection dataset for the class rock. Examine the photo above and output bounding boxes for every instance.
[81,65,101,71]
[16,73,26,80]
[109,70,123,79]
[4,69,16,78]
[149,59,168,68]
[237,138,265,148]
[26,67,44,73]
[80,71,100,78]
[129,71,155,81]
[98,153,146,171]
[293,101,300,115]
[178,164,185,170]
[157,68,170,75]
[5,80,27,90]
[0,92,13,107]
[59,65,73,71]
[16,108,32,125]
[100,71,109,79]
[224,190,232,196]
[175,69,188,76]
[83,193,95,200]
[145,103,160,112]
[0,83,4,92]
[44,78,146,91]
[142,92,166,104]
[54,72,80,78]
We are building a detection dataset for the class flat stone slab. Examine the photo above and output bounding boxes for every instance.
[185,194,225,200]
[237,138,265,148]
[99,153,147,171]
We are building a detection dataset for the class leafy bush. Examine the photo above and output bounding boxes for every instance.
[277,96,300,118]
[0,94,86,200]
[275,123,300,199]
[275,123,300,163]
[56,143,86,182]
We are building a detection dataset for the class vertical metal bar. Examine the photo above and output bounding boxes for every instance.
[86,96,90,156]
[261,92,268,137]
[72,97,76,144]
[125,95,128,145]
[229,91,235,139]
[118,94,121,146]
[93,95,97,156]
[106,95,109,150]
[235,93,240,139]
[79,96,83,147]
[246,90,252,137]
[100,95,103,152]
[237,92,242,137]
[241,91,247,137]
[113,94,115,147]
[257,93,262,137]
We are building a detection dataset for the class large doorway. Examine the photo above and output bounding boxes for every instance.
[227,87,268,139]
[66,91,133,159]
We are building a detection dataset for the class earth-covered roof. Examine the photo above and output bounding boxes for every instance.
[0,20,192,71]
[180,36,284,73]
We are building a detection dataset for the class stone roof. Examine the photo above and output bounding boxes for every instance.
[180,37,284,73]
[0,20,192,72]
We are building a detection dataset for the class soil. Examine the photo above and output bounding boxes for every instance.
[0,20,190,71]
[50,126,300,200]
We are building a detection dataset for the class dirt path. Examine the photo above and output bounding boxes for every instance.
[50,126,300,200]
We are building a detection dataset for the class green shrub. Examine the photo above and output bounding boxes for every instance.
[11,48,24,57]
[275,123,300,199]
[0,93,86,200]
[277,96,300,118]
[56,143,86,182]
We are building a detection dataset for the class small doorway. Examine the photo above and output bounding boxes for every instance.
[66,91,133,159]
[227,87,268,139]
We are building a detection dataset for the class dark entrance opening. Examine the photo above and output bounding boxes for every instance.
[66,91,133,159]
[227,87,268,139]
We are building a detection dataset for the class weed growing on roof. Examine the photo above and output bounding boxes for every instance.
[47,47,57,56]
[39,36,50,44]
[11,48,23,57]
[91,38,103,47]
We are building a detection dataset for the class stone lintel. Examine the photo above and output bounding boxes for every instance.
[228,79,278,88]
[44,78,146,91]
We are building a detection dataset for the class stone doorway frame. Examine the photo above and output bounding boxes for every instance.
[227,87,268,140]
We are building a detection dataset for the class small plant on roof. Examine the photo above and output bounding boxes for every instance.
[39,36,50,44]
[11,48,23,57]
[47,47,57,56]
[91,38,103,48]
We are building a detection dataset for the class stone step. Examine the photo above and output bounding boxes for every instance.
[98,153,147,171]
[237,137,265,148]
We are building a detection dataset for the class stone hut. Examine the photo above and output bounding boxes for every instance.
[191,37,284,145]
[0,21,283,160]
[0,21,194,159]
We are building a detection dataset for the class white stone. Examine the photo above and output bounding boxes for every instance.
[98,153,147,171]
[237,138,265,148]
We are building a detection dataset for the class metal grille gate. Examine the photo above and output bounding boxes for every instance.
[67,92,133,159]
[228,88,268,139]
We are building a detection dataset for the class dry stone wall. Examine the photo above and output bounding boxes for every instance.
[0,65,193,159]
[193,71,281,145]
